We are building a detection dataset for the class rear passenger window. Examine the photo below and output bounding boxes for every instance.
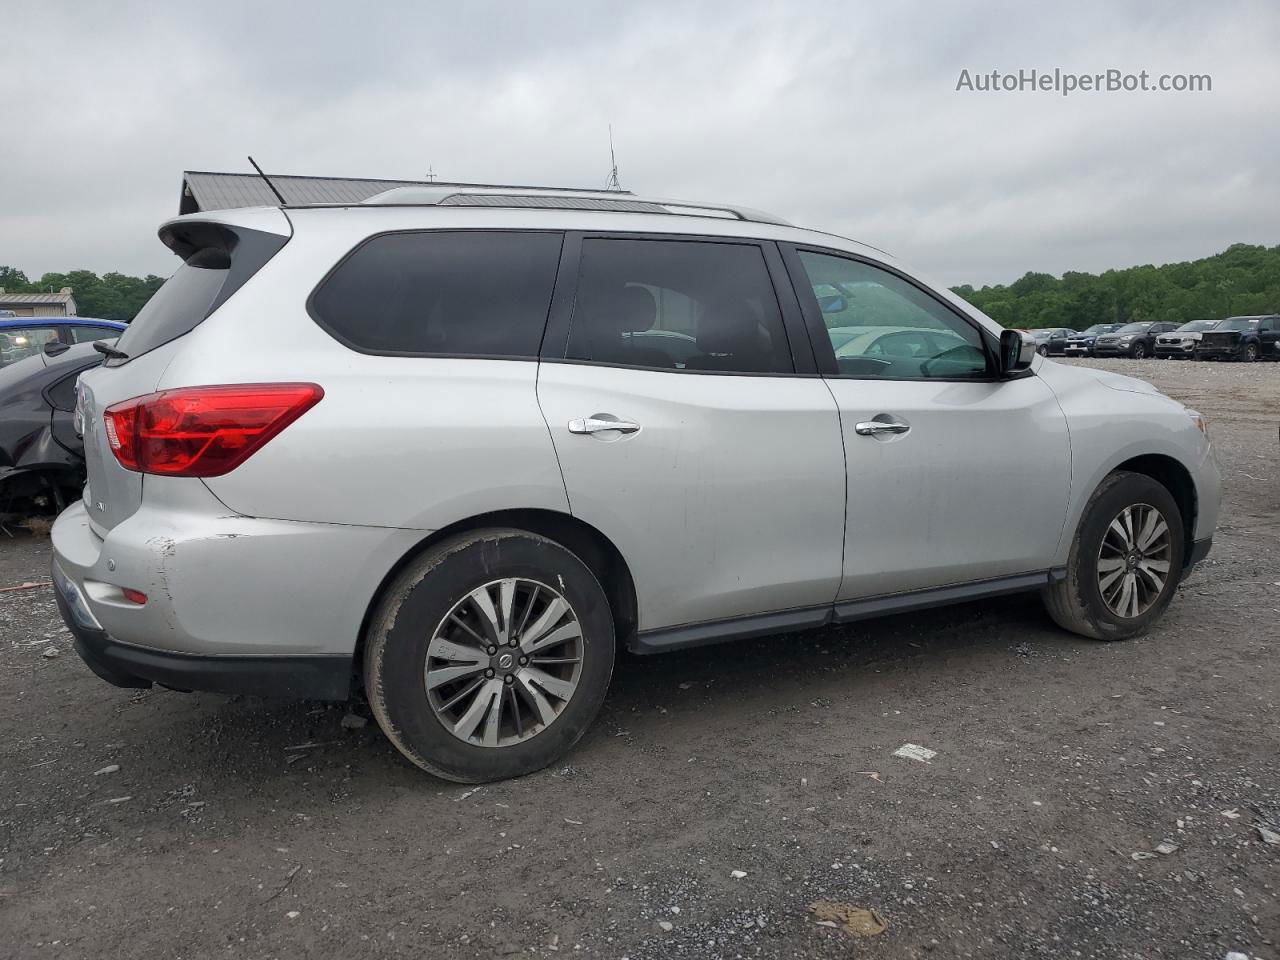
[311,231,563,357]
[565,238,793,374]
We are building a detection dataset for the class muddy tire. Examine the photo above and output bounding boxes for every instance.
[364,528,615,782]
[1042,471,1185,641]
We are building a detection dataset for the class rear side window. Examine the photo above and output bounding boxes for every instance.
[310,231,563,357]
[565,238,793,374]
[47,361,99,411]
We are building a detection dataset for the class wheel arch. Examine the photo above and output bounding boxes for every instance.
[352,509,638,689]
[1112,454,1197,566]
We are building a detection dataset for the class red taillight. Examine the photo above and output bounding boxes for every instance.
[103,383,323,477]
[121,588,148,605]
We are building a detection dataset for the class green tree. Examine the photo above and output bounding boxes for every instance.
[952,243,1280,329]
[0,265,165,320]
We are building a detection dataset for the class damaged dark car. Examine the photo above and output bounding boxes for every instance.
[0,340,104,514]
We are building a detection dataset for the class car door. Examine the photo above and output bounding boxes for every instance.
[1258,317,1280,358]
[782,244,1071,601]
[536,234,846,638]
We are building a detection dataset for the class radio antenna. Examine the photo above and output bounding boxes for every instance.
[247,155,288,205]
[605,126,622,192]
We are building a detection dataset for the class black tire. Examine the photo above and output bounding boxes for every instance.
[1036,344,1049,357]
[364,528,616,782]
[1241,342,1259,362]
[1132,342,1147,359]
[1042,471,1185,641]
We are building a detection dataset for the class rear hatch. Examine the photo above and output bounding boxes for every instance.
[77,209,290,537]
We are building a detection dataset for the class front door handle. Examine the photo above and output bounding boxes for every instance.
[568,416,641,435]
[854,420,910,437]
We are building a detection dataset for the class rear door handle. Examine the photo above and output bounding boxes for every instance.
[568,416,641,435]
[854,420,911,436]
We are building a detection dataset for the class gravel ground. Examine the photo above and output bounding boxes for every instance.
[1,357,1277,960]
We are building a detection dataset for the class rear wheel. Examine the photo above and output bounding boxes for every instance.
[1043,471,1184,640]
[364,529,615,782]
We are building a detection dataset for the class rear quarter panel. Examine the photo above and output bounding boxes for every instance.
[159,216,569,530]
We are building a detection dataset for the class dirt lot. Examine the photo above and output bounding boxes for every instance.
[1,357,1277,960]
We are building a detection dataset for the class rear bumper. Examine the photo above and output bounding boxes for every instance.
[49,484,424,695]
[53,569,350,698]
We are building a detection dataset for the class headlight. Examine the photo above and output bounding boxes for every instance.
[1120,336,1134,342]
[1186,409,1208,438]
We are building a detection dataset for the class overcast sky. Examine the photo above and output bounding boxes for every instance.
[3,0,1277,288]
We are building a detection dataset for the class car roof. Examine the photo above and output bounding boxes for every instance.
[162,194,1011,341]
[0,317,125,329]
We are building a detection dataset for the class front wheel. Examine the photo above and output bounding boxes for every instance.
[1131,342,1147,359]
[1241,342,1259,362]
[1036,344,1049,357]
[1042,471,1185,640]
[364,529,616,782]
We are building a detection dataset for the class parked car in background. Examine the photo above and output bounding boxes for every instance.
[1195,315,1280,362]
[1154,319,1221,359]
[0,318,126,368]
[0,340,105,512]
[51,186,1220,782]
[1062,323,1123,357]
[1093,321,1179,359]
[1027,327,1075,356]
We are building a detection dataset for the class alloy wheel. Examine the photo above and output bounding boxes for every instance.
[1096,503,1172,618]
[1133,343,1146,359]
[425,578,583,747]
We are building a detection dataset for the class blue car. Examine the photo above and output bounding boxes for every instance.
[0,317,127,367]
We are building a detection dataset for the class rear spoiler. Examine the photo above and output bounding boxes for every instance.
[156,209,292,317]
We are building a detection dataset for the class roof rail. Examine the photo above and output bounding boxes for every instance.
[360,186,791,227]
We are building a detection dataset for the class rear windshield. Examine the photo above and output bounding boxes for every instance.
[112,223,287,363]
[114,254,229,359]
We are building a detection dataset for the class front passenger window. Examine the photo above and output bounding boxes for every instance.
[796,252,989,380]
[566,238,793,374]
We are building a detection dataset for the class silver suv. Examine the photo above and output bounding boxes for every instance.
[51,186,1220,782]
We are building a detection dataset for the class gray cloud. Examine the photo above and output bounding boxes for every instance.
[1,0,1277,288]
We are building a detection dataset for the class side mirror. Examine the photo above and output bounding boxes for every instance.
[999,329,1036,376]
[817,294,847,314]
[44,340,71,357]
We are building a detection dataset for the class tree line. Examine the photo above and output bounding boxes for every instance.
[0,266,164,321]
[3,240,1278,328]
[951,243,1280,329]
